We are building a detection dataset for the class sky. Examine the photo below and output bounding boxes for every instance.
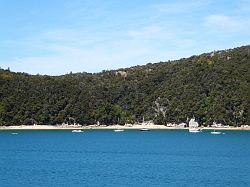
[0,0,250,75]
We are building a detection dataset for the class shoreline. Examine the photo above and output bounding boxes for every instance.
[0,125,250,131]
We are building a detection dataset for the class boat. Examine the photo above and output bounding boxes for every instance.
[211,130,222,135]
[72,130,83,133]
[114,129,124,132]
[140,128,150,131]
[189,128,201,133]
[11,132,18,135]
[188,118,202,133]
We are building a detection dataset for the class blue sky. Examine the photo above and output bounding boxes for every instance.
[0,0,250,75]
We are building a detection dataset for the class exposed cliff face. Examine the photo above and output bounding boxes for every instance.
[0,45,249,126]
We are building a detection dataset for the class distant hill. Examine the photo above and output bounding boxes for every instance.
[0,45,249,126]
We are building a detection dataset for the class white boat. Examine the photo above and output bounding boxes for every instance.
[11,132,18,135]
[188,118,201,133]
[72,130,83,133]
[140,128,150,131]
[114,129,124,132]
[211,130,222,135]
[189,128,201,133]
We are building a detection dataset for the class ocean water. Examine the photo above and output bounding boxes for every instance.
[0,130,250,187]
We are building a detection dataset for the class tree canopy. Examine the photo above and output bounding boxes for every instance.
[0,45,249,126]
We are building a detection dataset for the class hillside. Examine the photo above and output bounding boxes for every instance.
[0,45,249,126]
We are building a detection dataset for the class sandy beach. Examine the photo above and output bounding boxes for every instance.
[0,124,249,131]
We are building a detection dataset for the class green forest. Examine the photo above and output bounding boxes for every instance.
[0,45,249,126]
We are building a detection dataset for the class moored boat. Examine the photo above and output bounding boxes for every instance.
[140,128,149,131]
[72,130,83,133]
[189,128,202,133]
[188,118,202,133]
[114,129,124,132]
[211,130,222,134]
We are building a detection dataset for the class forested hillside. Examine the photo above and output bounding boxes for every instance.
[0,45,249,126]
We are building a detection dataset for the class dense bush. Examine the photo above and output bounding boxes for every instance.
[0,45,249,126]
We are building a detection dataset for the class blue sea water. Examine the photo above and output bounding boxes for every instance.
[0,130,250,187]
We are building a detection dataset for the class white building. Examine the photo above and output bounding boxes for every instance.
[177,123,186,128]
[211,122,223,128]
